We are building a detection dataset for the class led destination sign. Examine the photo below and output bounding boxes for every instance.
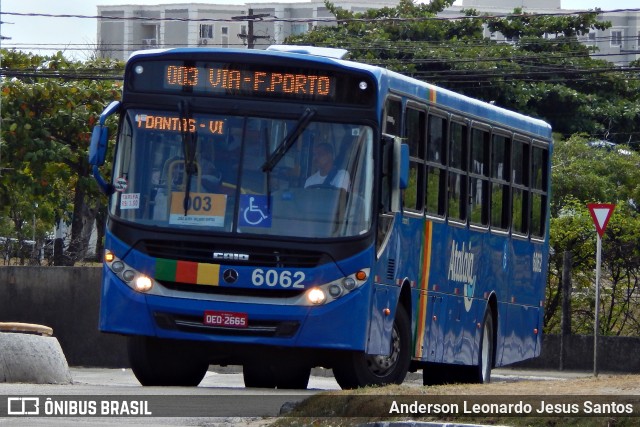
[165,65,333,98]
[128,59,375,106]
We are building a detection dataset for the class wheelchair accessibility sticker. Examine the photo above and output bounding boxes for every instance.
[239,195,271,227]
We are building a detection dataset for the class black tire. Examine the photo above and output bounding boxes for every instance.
[243,361,311,389]
[274,364,311,389]
[128,336,208,386]
[333,304,411,390]
[423,362,463,386]
[242,363,277,388]
[474,309,494,384]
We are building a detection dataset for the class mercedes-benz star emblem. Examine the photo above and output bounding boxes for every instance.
[223,269,238,284]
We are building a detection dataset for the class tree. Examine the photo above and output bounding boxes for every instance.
[546,136,640,336]
[287,2,640,145]
[1,50,122,264]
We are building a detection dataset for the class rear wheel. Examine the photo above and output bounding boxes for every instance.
[128,336,209,386]
[333,304,411,390]
[472,309,494,383]
[243,361,311,389]
[423,309,494,385]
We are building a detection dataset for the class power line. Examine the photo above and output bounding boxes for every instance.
[2,8,640,25]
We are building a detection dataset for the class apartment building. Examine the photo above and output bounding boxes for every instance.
[97,1,400,61]
[97,0,639,66]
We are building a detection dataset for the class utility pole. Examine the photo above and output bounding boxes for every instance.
[0,14,9,177]
[232,9,270,49]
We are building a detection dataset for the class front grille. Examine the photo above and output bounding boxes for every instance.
[158,280,305,298]
[137,239,329,268]
[154,312,300,338]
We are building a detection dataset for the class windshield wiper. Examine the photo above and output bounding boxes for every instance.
[261,108,316,173]
[178,100,198,216]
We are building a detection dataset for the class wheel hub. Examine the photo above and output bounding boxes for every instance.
[366,326,400,377]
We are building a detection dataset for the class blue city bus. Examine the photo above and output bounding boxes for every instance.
[89,45,552,389]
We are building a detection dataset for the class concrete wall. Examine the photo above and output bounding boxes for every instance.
[1,266,639,372]
[0,267,128,368]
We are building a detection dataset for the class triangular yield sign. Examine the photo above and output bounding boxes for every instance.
[587,203,615,238]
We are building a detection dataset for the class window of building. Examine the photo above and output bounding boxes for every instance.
[221,26,229,47]
[291,24,309,36]
[611,30,623,47]
[199,24,214,39]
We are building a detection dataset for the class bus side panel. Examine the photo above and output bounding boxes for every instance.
[368,213,422,356]
[439,224,485,366]
[498,238,544,366]
[486,233,510,366]
[367,283,400,356]
[499,303,540,366]
[99,266,157,335]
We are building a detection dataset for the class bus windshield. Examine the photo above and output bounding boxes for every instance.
[109,109,374,239]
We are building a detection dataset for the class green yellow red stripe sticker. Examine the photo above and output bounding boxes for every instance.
[155,258,220,286]
[414,220,433,359]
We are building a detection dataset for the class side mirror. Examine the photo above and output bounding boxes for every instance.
[89,101,120,195]
[89,125,108,166]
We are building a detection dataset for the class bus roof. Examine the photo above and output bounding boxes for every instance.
[128,47,552,141]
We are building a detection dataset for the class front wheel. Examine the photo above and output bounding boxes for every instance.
[128,336,209,386]
[333,304,411,390]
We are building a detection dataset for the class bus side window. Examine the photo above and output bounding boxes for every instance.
[530,144,548,238]
[470,128,490,226]
[448,121,468,222]
[377,98,403,251]
[425,114,447,217]
[490,133,511,230]
[512,138,530,236]
[403,106,425,212]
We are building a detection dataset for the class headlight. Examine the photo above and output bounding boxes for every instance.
[307,288,326,305]
[302,269,369,306]
[134,275,153,292]
[111,261,125,273]
[104,252,154,293]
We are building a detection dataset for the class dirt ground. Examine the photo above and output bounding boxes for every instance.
[426,373,640,395]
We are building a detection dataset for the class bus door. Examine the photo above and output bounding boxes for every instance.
[425,291,447,363]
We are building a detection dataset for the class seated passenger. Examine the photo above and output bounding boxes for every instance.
[304,142,350,191]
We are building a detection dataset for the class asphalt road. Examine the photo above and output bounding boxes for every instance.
[0,367,592,426]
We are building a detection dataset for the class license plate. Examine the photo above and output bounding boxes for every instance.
[204,310,248,328]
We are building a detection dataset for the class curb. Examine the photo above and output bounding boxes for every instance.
[0,324,72,384]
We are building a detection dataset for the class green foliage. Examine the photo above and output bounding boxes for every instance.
[288,3,640,145]
[1,49,123,264]
[546,135,640,336]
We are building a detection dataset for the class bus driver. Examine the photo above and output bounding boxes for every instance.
[304,142,350,191]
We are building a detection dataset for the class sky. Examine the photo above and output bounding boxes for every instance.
[1,0,639,59]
